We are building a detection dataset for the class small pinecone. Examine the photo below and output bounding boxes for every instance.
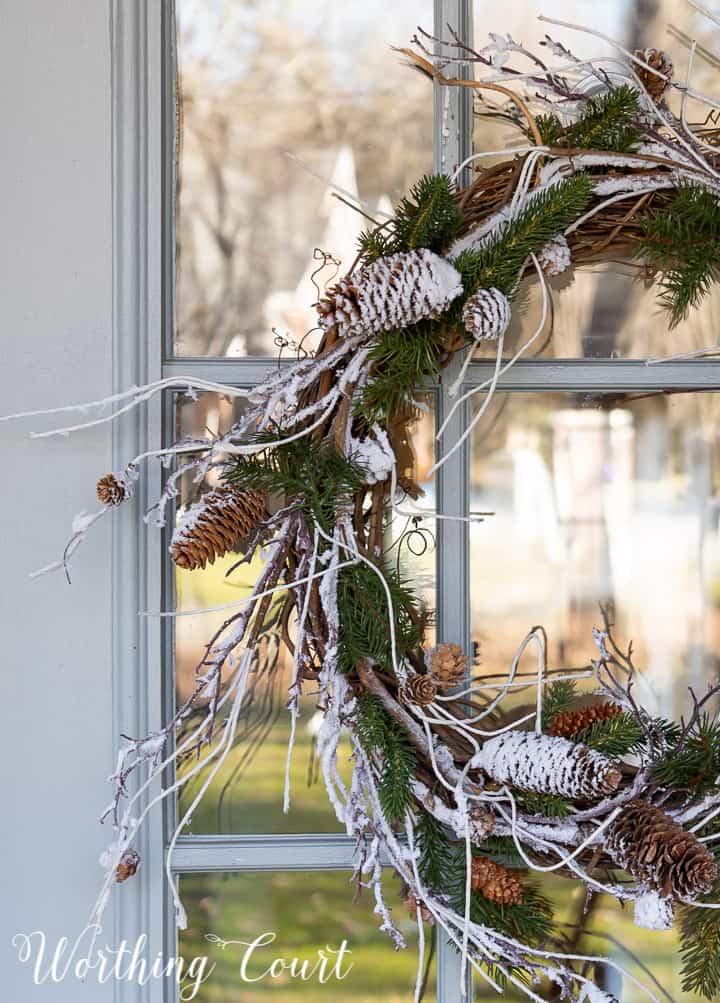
[426,643,468,691]
[462,287,511,341]
[116,847,140,883]
[549,702,622,739]
[469,804,495,842]
[406,890,434,924]
[316,249,463,338]
[479,732,622,800]
[471,857,524,905]
[604,799,717,900]
[171,486,266,570]
[538,235,572,277]
[399,673,438,707]
[634,47,673,102]
[97,473,129,506]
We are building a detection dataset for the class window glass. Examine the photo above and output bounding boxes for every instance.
[174,394,437,833]
[178,870,436,1001]
[470,391,720,715]
[173,0,433,357]
[470,0,720,359]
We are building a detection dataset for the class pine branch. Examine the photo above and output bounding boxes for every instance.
[337,563,424,675]
[652,713,720,796]
[356,696,416,822]
[679,885,720,999]
[453,173,593,298]
[637,184,720,326]
[226,436,364,533]
[541,679,578,731]
[359,174,464,263]
[577,711,644,757]
[358,320,446,424]
[536,85,641,152]
[417,808,455,888]
[516,791,573,819]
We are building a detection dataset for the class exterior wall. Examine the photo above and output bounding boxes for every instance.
[0,2,115,998]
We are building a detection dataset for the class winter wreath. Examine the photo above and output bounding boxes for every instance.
[7,13,720,1003]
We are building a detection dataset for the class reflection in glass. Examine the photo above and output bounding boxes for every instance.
[178,871,436,1002]
[470,0,720,359]
[174,394,437,834]
[174,1,433,357]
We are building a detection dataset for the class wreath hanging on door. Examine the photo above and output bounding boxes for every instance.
[9,14,720,1003]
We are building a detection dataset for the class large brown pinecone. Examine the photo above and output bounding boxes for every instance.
[97,472,129,506]
[479,732,622,800]
[549,702,621,739]
[316,249,462,338]
[399,673,438,707]
[170,486,266,570]
[471,857,524,904]
[426,643,469,691]
[634,47,673,102]
[605,800,717,900]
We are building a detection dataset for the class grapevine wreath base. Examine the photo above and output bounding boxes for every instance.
[8,13,720,1003]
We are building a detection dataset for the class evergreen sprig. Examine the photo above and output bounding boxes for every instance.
[336,562,423,675]
[537,85,641,153]
[226,436,364,533]
[358,320,445,424]
[516,792,573,819]
[452,173,593,299]
[652,713,720,797]
[540,679,578,731]
[637,183,720,326]
[356,696,415,822]
[577,711,644,757]
[679,888,720,999]
[417,808,455,888]
[358,174,463,262]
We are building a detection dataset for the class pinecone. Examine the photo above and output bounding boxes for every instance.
[406,890,434,924]
[634,47,673,102]
[462,287,511,341]
[116,847,140,883]
[604,799,717,900]
[426,643,469,691]
[96,472,129,506]
[316,249,463,338]
[399,673,438,707]
[170,486,266,570]
[479,732,622,800]
[549,702,622,739]
[538,235,572,277]
[471,857,524,904]
[469,804,496,842]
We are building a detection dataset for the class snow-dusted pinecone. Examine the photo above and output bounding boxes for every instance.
[538,235,572,277]
[471,857,524,904]
[469,804,495,842]
[478,732,622,800]
[399,672,438,707]
[170,486,266,570]
[316,249,463,337]
[462,287,511,341]
[116,847,140,883]
[634,47,673,102]
[634,890,675,930]
[604,800,717,900]
[426,643,468,691]
[97,472,130,506]
[549,701,621,739]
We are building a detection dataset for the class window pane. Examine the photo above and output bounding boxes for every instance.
[471,0,720,360]
[174,394,437,834]
[178,870,436,1001]
[173,1,433,358]
[470,391,720,713]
